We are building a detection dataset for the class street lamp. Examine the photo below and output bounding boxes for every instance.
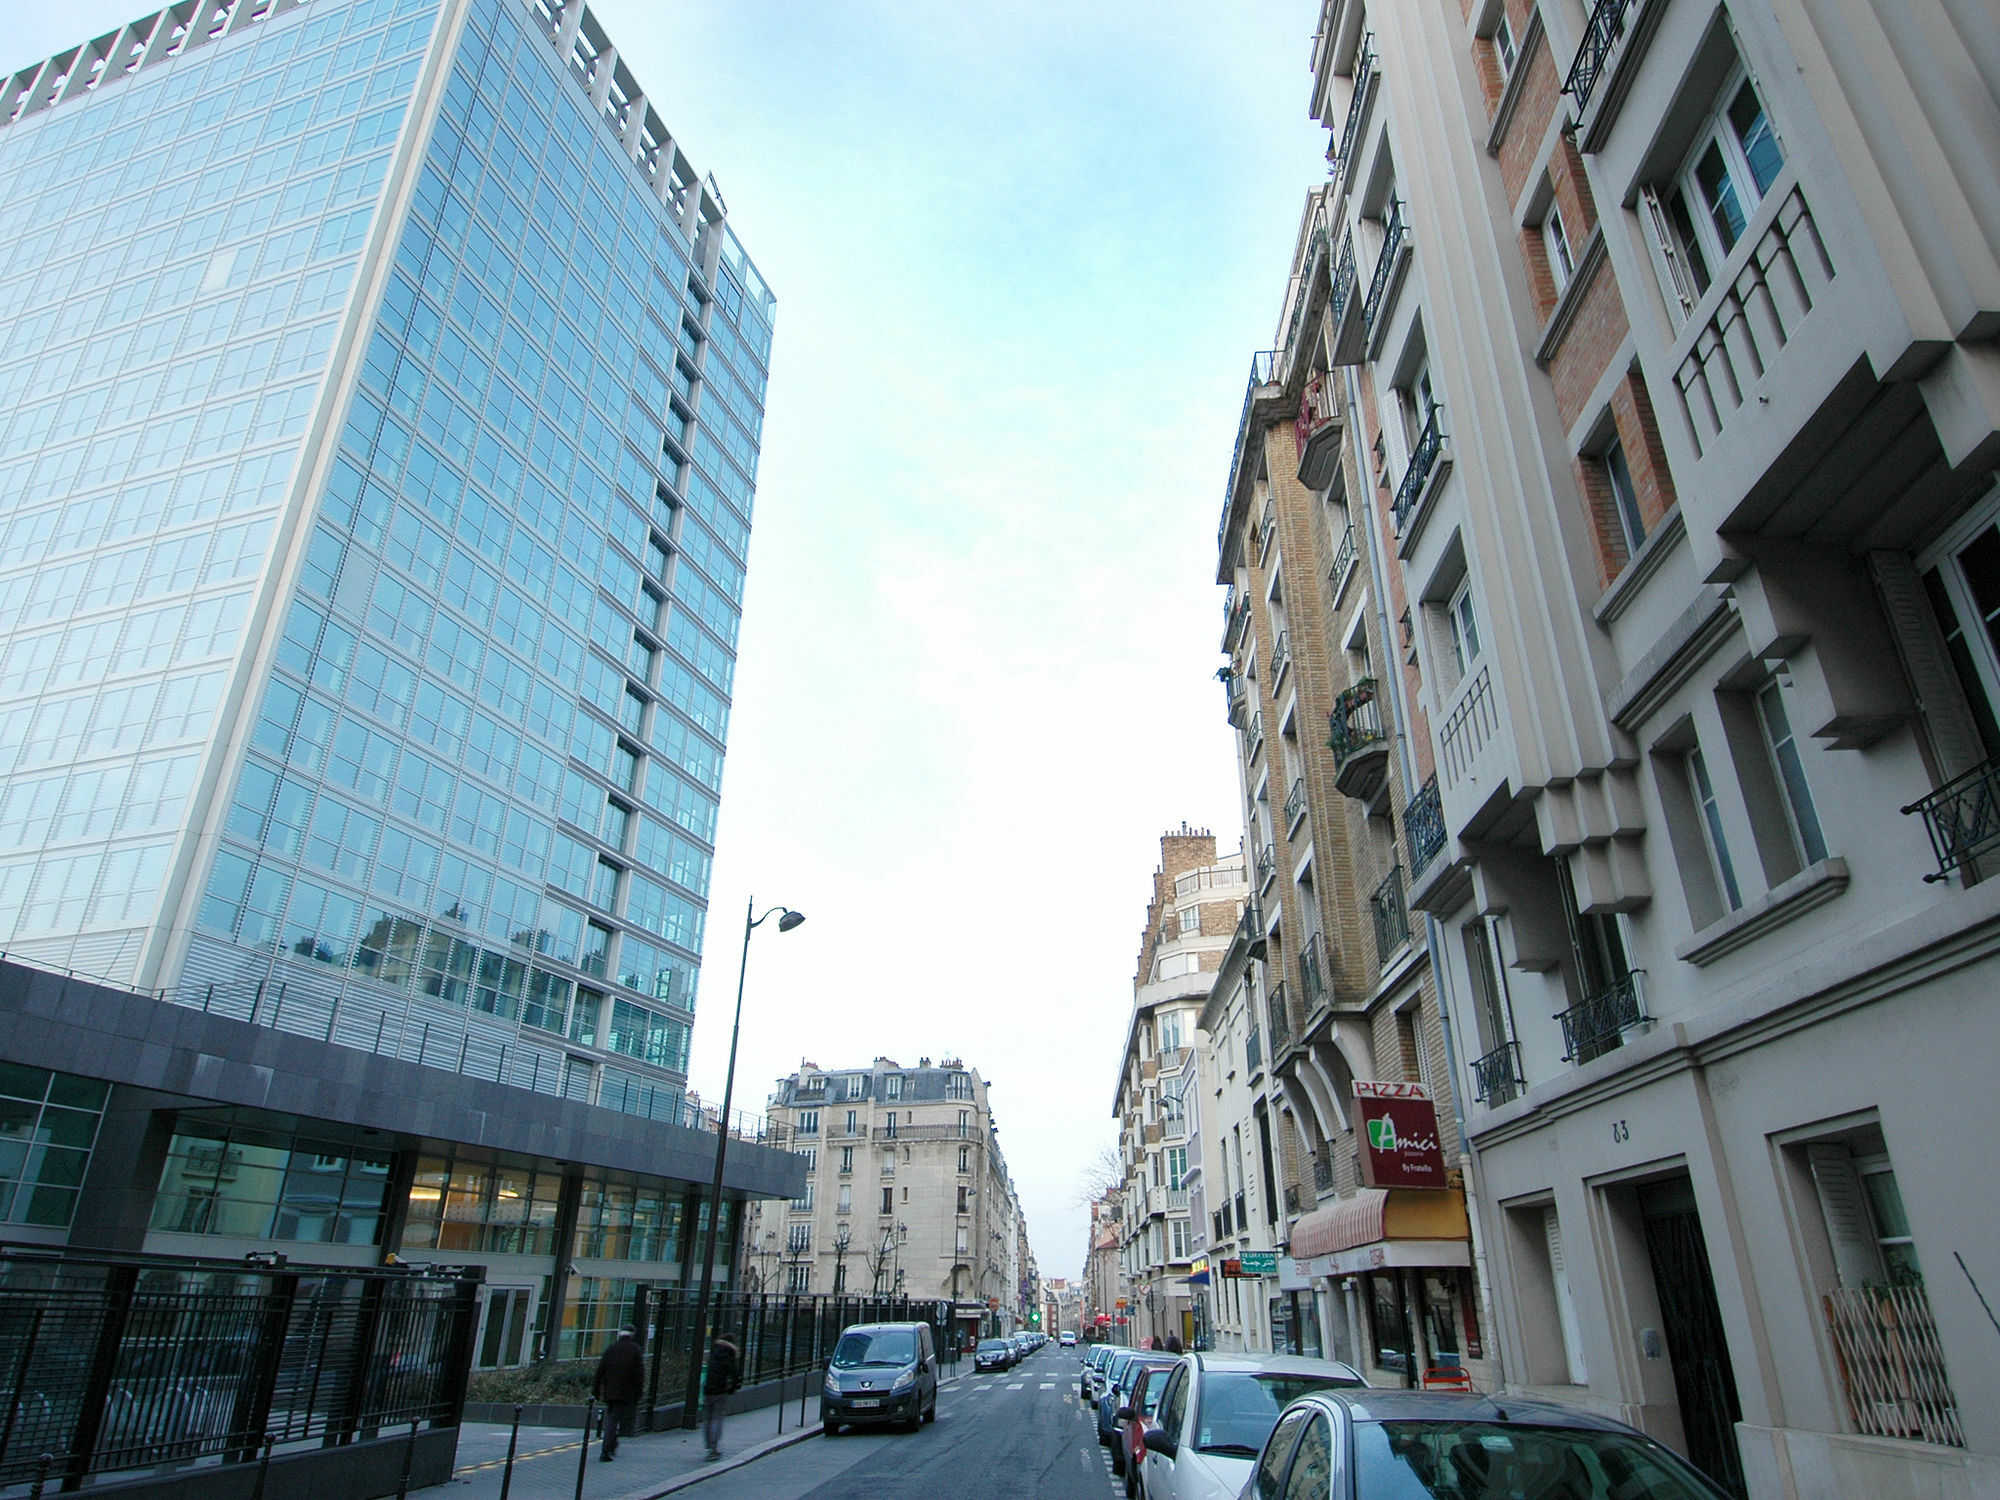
[679,898,804,1430]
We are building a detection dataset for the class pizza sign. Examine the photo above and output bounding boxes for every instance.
[1354,1080,1448,1189]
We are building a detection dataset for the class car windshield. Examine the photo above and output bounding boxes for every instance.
[1356,1421,1729,1499]
[1194,1372,1366,1456]
[1138,1374,1172,1415]
[978,1340,1009,1353]
[832,1329,917,1369]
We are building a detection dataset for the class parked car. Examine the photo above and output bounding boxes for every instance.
[1100,1353,1180,1465]
[975,1337,1015,1373]
[1135,1353,1365,1500]
[1082,1343,1113,1399]
[1059,1330,1077,1347]
[1224,1389,1738,1499]
[1092,1347,1141,1407]
[820,1321,938,1435]
[1118,1359,1182,1493]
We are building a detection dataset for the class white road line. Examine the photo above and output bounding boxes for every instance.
[1006,1381,1025,1390]
[1040,1382,1055,1389]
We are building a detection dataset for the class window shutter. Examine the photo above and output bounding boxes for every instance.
[1640,184,1698,315]
[1807,1143,1886,1287]
[1869,550,1986,780]
[1545,1206,1589,1383]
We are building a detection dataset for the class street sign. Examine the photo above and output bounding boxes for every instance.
[1237,1250,1278,1275]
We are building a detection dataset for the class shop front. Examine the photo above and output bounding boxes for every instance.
[1289,1186,1483,1387]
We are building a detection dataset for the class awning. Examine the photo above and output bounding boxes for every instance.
[1287,1187,1470,1277]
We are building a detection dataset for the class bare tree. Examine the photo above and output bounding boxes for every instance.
[1073,1142,1124,1207]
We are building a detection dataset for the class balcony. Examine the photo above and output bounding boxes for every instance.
[1556,972,1649,1063]
[1249,712,1265,764]
[1235,1190,1248,1231]
[1470,1040,1524,1107]
[1246,1026,1263,1074]
[1903,756,2000,883]
[1271,630,1292,685]
[1284,1185,1301,1217]
[1329,678,1389,801]
[1329,32,1377,193]
[1391,403,1446,539]
[1312,1156,1334,1194]
[1266,981,1293,1057]
[1328,232,1366,365]
[1224,671,1249,729]
[1285,777,1308,833]
[1218,351,1279,537]
[1562,0,1638,116]
[1330,523,1357,597]
[1295,374,1343,489]
[1361,201,1408,350]
[1280,220,1329,385]
[1371,866,1410,963]
[1299,932,1327,1012]
[1405,774,1446,874]
[1255,843,1277,891]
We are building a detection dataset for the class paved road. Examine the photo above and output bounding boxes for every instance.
[687,1350,1117,1500]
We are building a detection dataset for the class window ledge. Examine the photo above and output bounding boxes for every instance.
[1675,857,1850,966]
[1534,226,1607,367]
[1593,506,1684,625]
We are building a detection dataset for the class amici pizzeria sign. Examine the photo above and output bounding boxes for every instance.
[1353,1080,1448,1189]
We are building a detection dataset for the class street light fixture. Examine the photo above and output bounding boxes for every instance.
[679,897,804,1430]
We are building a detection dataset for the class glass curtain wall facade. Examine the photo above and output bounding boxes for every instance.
[0,0,775,1125]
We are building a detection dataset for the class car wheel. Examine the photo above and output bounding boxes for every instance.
[923,1400,936,1424]
[1111,1443,1125,1476]
[822,1421,839,1437]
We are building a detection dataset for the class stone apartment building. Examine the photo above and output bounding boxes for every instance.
[1203,0,2000,1495]
[1110,829,1244,1350]
[1083,1191,1121,1341]
[1209,265,1494,1390]
[749,1056,1026,1344]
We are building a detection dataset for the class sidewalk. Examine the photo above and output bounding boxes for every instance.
[444,1370,967,1500]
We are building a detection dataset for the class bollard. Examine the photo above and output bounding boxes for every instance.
[573,1400,596,1500]
[497,1405,523,1500]
[28,1454,51,1499]
[799,1363,809,1429]
[249,1433,276,1500]
[394,1417,421,1499]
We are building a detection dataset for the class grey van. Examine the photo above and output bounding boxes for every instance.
[819,1321,938,1434]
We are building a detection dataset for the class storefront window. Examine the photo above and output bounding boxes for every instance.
[402,1147,562,1255]
[152,1125,390,1244]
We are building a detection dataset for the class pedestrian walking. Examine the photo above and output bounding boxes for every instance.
[702,1333,742,1461]
[1164,1334,1184,1354]
[593,1327,645,1462]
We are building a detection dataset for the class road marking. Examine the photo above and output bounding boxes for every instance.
[1006,1382,1025,1390]
[1040,1382,1055,1389]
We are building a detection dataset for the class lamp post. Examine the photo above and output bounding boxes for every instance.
[680,898,804,1430]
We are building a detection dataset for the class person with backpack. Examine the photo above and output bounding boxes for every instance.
[702,1333,742,1461]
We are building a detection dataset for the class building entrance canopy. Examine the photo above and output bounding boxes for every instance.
[1289,1187,1470,1278]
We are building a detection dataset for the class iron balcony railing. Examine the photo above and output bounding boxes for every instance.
[1256,843,1277,888]
[1563,0,1637,113]
[1470,1040,1525,1106]
[1332,33,1377,185]
[1902,756,2000,882]
[1371,865,1410,961]
[1330,232,1358,315]
[1218,351,1279,536]
[1294,373,1340,456]
[1392,404,1445,533]
[1331,523,1356,587]
[1285,777,1308,830]
[1406,774,1447,873]
[1556,972,1649,1062]
[1284,1185,1302,1216]
[1235,1191,1248,1230]
[1266,981,1292,1056]
[1249,712,1265,761]
[1246,1026,1263,1073]
[1361,200,1407,340]
[1299,932,1327,1010]
[1272,630,1291,681]
[1330,679,1385,764]
[1313,1156,1334,1193]
[1281,221,1329,367]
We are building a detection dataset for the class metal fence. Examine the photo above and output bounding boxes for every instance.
[635,1289,958,1423]
[0,1245,480,1491]
[1823,1284,1962,1446]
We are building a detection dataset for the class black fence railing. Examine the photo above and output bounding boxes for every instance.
[1902,756,2000,882]
[1285,777,1309,830]
[1256,843,1277,888]
[1332,32,1377,185]
[1362,200,1407,339]
[1330,679,1385,764]
[1312,1157,1334,1193]
[1406,774,1447,873]
[1470,1041,1525,1106]
[1556,973,1648,1062]
[1246,1026,1263,1073]
[1299,933,1327,1010]
[637,1290,958,1426]
[1266,981,1293,1058]
[1563,0,1637,112]
[1392,404,1445,534]
[1371,866,1410,961]
[0,1245,480,1491]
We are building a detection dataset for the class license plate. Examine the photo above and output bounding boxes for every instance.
[851,1398,880,1409]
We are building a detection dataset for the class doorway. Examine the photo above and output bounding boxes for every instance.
[1639,1179,1745,1497]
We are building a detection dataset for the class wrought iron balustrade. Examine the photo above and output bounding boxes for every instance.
[1331,523,1356,587]
[1470,1040,1524,1106]
[1266,981,1292,1056]
[1902,756,2000,882]
[1285,777,1308,830]
[1284,1185,1301,1216]
[1256,844,1277,888]
[1249,712,1265,761]
[1331,233,1357,313]
[1246,1026,1262,1073]
[1219,351,1279,519]
[1313,1156,1334,1193]
[1330,679,1385,764]
[1392,404,1444,534]
[1406,774,1446,872]
[1556,972,1648,1062]
[1563,0,1636,112]
[1272,630,1291,680]
[1361,200,1407,339]
[1332,33,1377,185]
[1235,1191,1248,1229]
[1299,932,1327,1009]
[1371,865,1410,961]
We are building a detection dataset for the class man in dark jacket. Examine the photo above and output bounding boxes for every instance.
[702,1334,742,1460]
[594,1327,645,1461]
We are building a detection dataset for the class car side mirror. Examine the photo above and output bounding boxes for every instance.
[1143,1427,1177,1458]
[1116,1406,1135,1422]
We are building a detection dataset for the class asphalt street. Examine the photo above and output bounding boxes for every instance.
[685,1348,1119,1500]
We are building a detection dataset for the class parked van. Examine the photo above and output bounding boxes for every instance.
[820,1321,938,1434]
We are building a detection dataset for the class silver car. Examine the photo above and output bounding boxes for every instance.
[1138,1353,1366,1500]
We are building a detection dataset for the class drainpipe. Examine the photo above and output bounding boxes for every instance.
[1343,366,1507,1392]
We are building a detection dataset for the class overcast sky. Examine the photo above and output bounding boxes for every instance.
[6,0,1327,1282]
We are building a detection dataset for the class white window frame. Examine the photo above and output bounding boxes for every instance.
[1601,437,1646,557]
[1493,10,1518,78]
[1685,743,1744,912]
[1642,64,1786,316]
[1755,679,1828,866]
[1543,200,1576,293]
[1447,576,1482,678]
[885,1074,902,1099]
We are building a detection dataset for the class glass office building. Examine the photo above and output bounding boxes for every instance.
[0,0,773,1123]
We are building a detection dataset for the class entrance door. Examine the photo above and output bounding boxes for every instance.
[478,1286,534,1368]
[1639,1182,1745,1497]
